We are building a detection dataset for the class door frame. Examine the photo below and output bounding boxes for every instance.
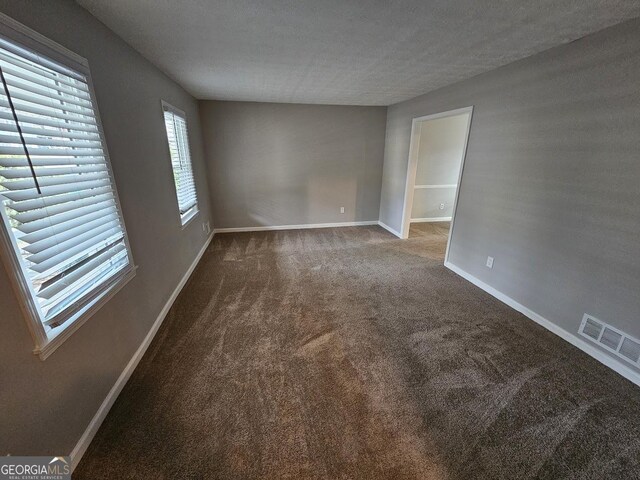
[400,106,474,263]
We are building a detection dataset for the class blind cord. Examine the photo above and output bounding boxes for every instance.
[0,65,41,194]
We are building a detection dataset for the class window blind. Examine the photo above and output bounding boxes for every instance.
[162,105,198,223]
[0,35,133,330]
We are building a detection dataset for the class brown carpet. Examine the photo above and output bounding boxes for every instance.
[74,224,640,479]
[409,221,451,241]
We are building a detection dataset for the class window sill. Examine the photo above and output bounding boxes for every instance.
[34,266,138,360]
[180,207,199,230]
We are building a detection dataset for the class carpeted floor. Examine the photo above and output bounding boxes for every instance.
[74,224,640,479]
[408,221,450,243]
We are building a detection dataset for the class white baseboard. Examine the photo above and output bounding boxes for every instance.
[377,221,402,238]
[213,220,378,234]
[70,233,215,471]
[411,217,452,223]
[445,261,640,387]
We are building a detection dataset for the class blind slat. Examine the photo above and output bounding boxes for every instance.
[28,223,123,265]
[15,123,101,142]
[0,163,106,179]
[23,214,119,255]
[39,245,128,310]
[1,171,110,190]
[15,200,117,235]
[0,65,91,100]
[0,48,87,87]
[13,192,113,224]
[5,86,95,116]
[7,185,112,213]
[0,155,105,168]
[29,228,124,273]
[31,231,124,281]
[0,132,102,148]
[0,177,111,201]
[19,206,119,244]
[0,144,104,157]
[0,98,98,126]
[0,109,99,132]
[4,75,94,109]
[0,121,101,142]
[39,245,128,324]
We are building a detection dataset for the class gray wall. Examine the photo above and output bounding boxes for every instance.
[0,0,212,455]
[411,113,469,220]
[199,101,387,228]
[380,18,640,369]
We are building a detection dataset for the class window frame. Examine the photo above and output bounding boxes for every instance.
[0,13,137,360]
[160,100,199,227]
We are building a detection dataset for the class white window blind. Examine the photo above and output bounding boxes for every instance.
[162,103,198,224]
[0,34,133,333]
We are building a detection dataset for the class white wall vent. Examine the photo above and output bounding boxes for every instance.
[579,314,640,367]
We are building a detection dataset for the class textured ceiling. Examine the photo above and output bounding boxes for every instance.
[76,0,640,105]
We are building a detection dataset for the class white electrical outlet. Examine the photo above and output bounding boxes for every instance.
[439,203,445,210]
[203,221,211,235]
[340,206,345,214]
[486,256,494,269]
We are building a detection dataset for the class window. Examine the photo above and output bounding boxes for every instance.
[161,101,198,225]
[0,19,135,358]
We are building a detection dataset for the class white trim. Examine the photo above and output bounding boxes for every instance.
[400,106,474,241]
[69,233,214,471]
[410,217,452,223]
[377,221,402,238]
[180,206,200,230]
[161,99,200,226]
[414,184,457,189]
[445,260,640,387]
[443,110,473,265]
[213,221,378,234]
[399,119,422,239]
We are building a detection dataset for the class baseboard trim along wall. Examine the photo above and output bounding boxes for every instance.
[411,217,452,223]
[377,221,402,238]
[69,233,215,471]
[213,220,378,234]
[445,261,640,388]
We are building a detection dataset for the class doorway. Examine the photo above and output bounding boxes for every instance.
[400,107,473,262]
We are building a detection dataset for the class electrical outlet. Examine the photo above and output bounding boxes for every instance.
[486,256,494,269]
[340,206,345,214]
[203,221,211,235]
[439,203,445,210]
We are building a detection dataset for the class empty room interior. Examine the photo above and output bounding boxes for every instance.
[1,1,639,479]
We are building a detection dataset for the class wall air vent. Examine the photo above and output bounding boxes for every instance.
[579,314,640,368]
